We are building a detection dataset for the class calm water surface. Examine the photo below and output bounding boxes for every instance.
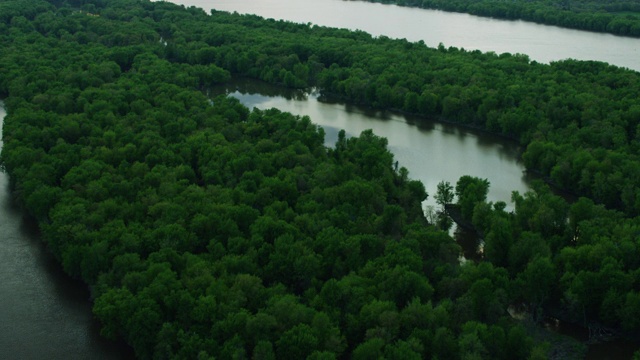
[176,0,640,71]
[213,79,532,211]
[0,103,134,360]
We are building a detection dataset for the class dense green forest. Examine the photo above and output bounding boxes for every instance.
[358,0,640,37]
[1,0,640,358]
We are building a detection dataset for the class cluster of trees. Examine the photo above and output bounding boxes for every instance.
[443,174,640,336]
[0,0,545,359]
[360,0,640,37]
[1,0,640,358]
[432,169,640,346]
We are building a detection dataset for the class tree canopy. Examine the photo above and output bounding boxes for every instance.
[1,0,639,358]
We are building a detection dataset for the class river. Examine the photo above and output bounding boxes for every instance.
[0,103,134,360]
[175,0,640,72]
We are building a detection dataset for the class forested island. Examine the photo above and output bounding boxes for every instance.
[1,0,640,358]
[358,0,640,37]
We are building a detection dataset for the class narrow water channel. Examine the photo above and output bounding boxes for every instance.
[0,102,134,360]
[211,78,530,261]
[212,79,533,210]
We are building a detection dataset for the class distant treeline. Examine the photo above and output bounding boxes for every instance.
[1,0,640,358]
[358,0,640,37]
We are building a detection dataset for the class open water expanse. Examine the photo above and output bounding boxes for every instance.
[178,0,640,71]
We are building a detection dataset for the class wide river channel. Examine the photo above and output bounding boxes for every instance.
[1,0,638,358]
[179,0,640,71]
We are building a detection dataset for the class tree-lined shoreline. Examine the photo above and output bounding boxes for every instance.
[358,0,640,37]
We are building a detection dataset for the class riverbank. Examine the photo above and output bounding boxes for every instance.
[358,0,640,38]
[316,90,522,144]
[201,0,640,71]
[215,77,531,209]
[3,1,640,357]
[0,102,134,360]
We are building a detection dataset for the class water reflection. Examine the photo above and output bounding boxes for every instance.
[454,227,484,262]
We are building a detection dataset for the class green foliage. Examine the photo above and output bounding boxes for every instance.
[435,180,454,207]
[0,1,474,357]
[3,0,640,358]
[455,176,490,221]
